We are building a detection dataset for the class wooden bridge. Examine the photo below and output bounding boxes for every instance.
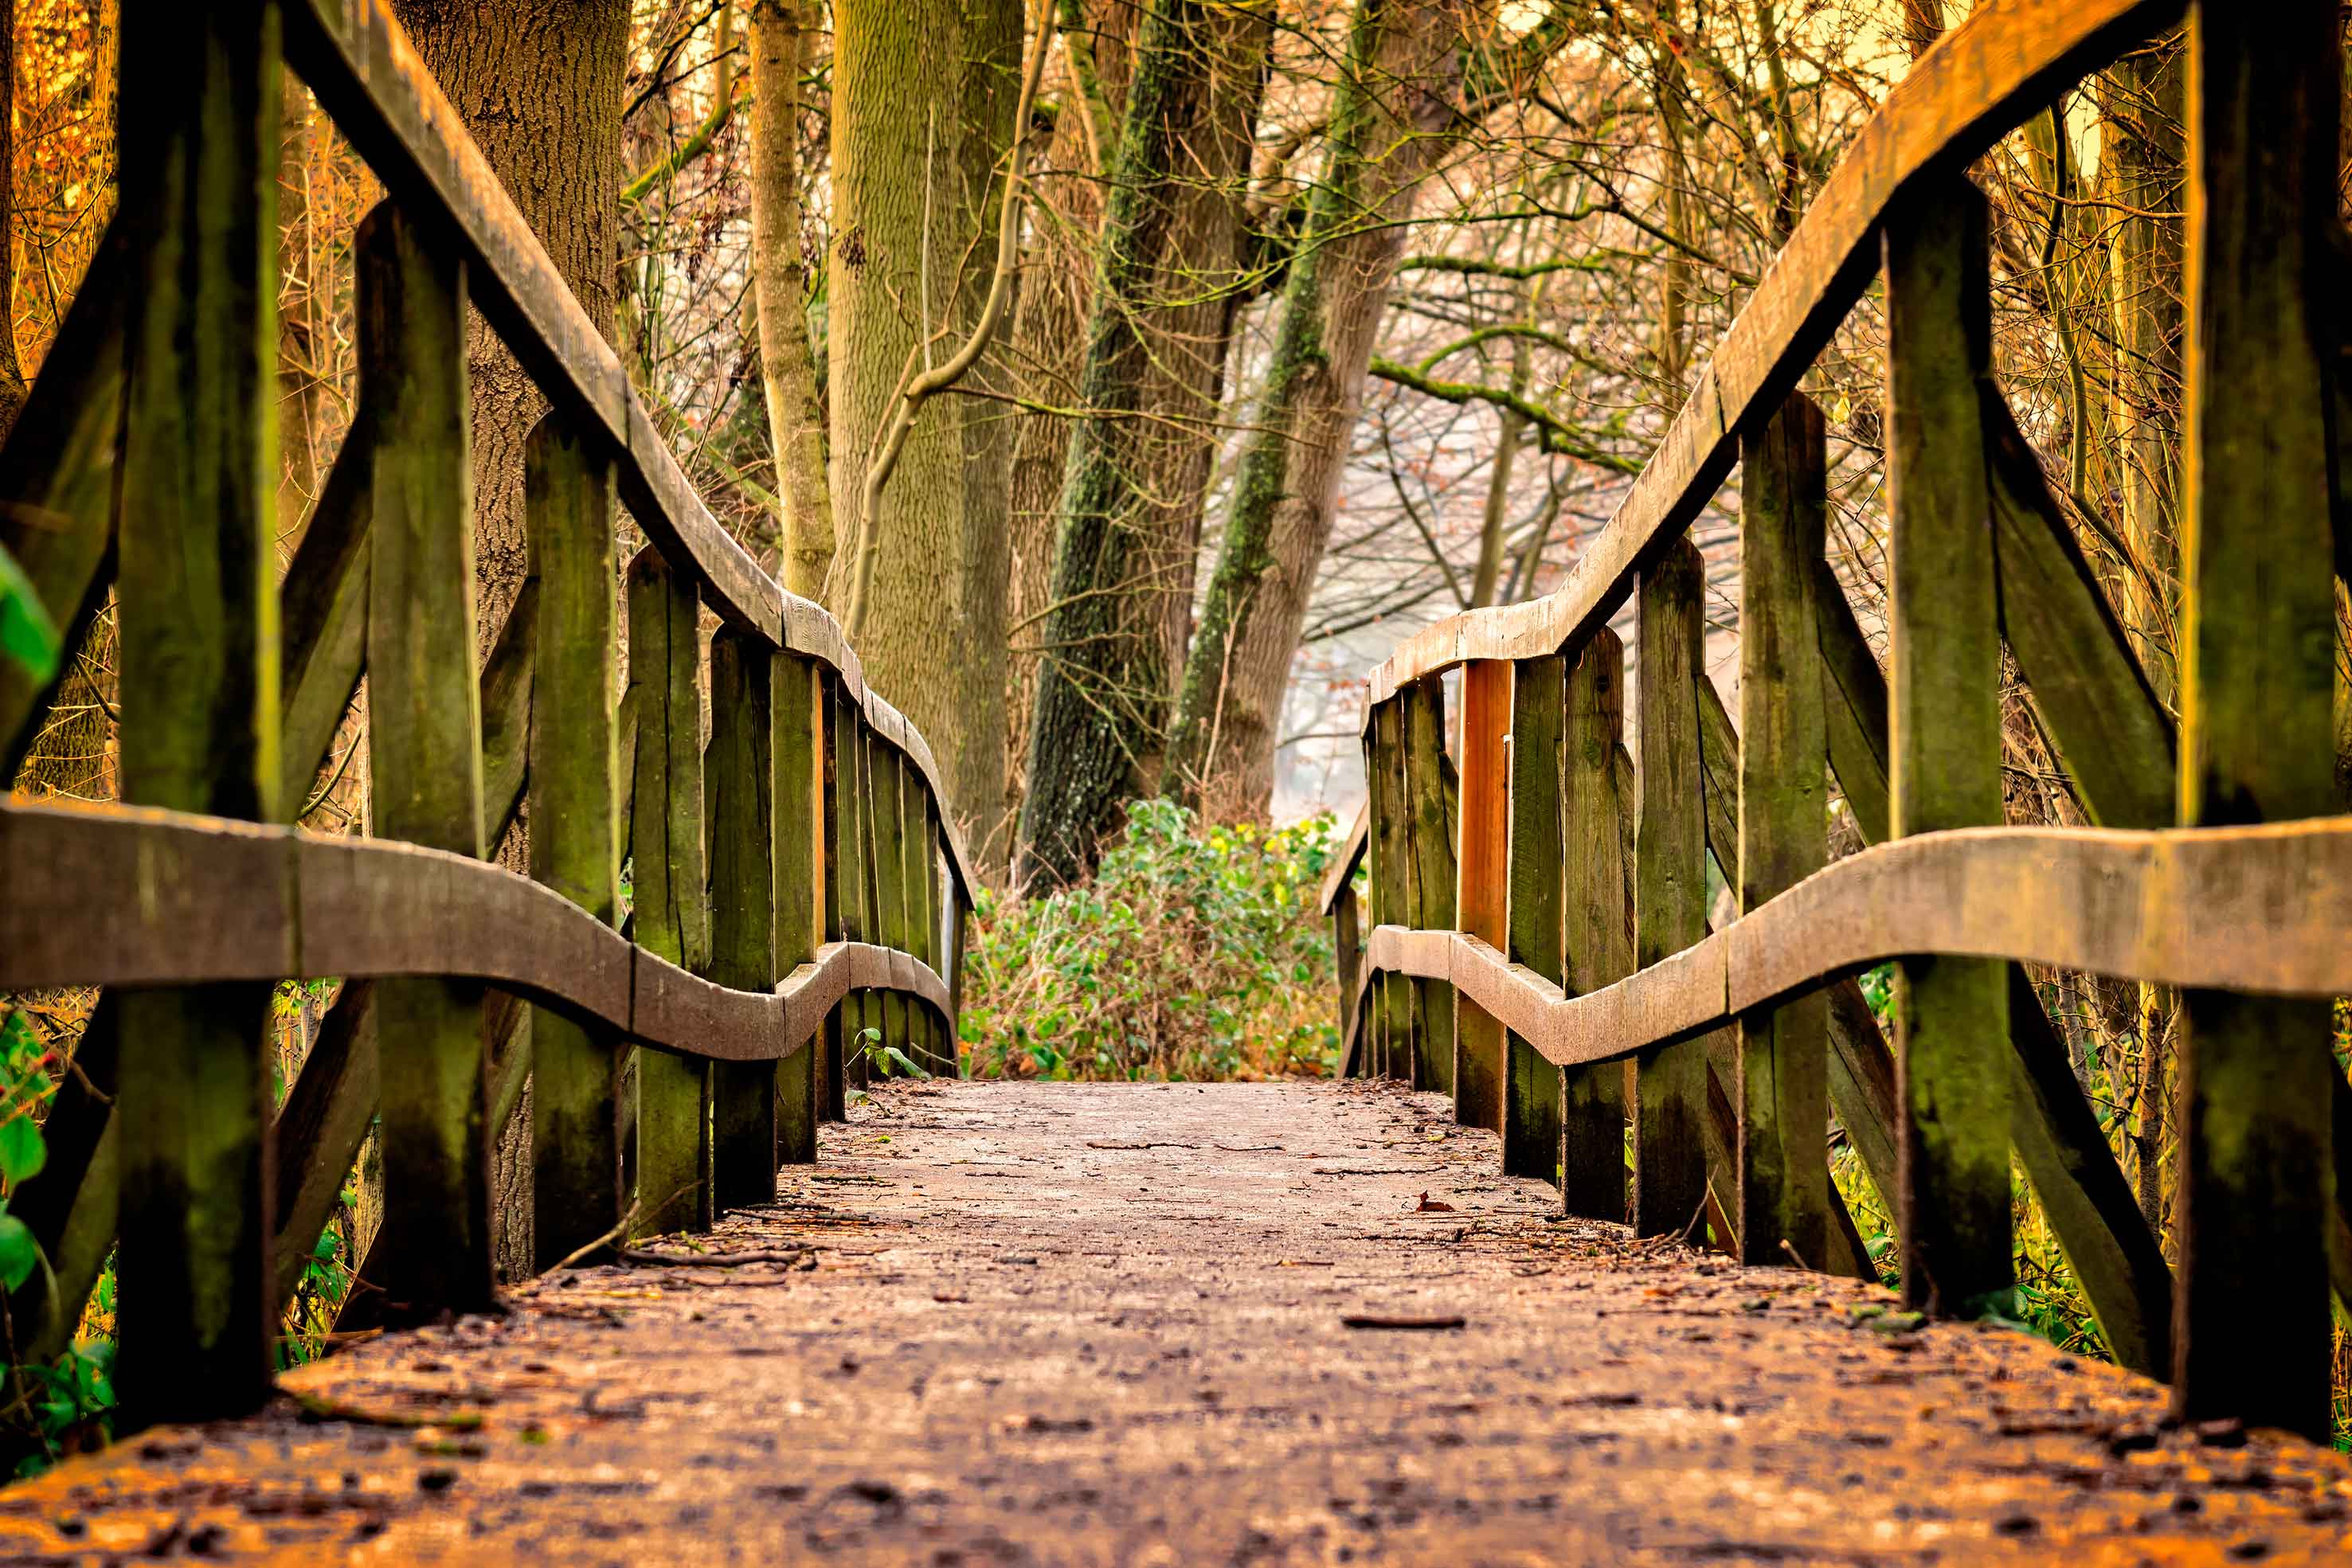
[0,0,2348,1559]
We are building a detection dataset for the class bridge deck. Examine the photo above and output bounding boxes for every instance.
[3,1081,2346,1564]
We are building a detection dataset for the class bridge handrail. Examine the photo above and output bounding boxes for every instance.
[1335,0,2348,1441]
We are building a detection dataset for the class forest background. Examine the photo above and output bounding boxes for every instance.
[0,0,2350,1460]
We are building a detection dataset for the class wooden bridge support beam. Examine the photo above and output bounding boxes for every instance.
[1503,657,1566,1184]
[1455,662,1512,1131]
[1884,185,2011,1314]
[1633,540,1709,1238]
[1561,632,1631,1220]
[1402,678,1456,1096]
[1735,394,1830,1271]
[111,0,284,1426]
[358,203,495,1318]
[1364,698,1411,1082]
[708,630,778,1210]
[775,655,824,1159]
[826,682,869,1097]
[2171,0,2339,1440]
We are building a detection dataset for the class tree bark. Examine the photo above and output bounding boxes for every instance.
[748,0,836,600]
[1015,0,1271,886]
[1166,0,1485,819]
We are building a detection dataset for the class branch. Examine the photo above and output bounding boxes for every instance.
[1368,358,1641,475]
[622,86,746,208]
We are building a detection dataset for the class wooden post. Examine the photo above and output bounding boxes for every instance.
[112,0,281,1424]
[620,546,710,1242]
[1634,540,1711,1237]
[356,205,493,1316]
[1884,186,2010,1310]
[872,735,911,1067]
[1455,660,1511,1129]
[1364,699,1411,1081]
[1503,656,1565,1183]
[1334,885,1363,1059]
[1736,392,1831,1272]
[1562,632,1631,1218]
[2172,0,2338,1438]
[815,674,845,1119]
[1402,678,1456,1096]
[708,629,778,1210]
[774,653,824,1160]
[917,795,948,1072]
[829,683,871,1093]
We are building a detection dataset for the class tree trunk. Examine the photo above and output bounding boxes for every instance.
[1015,0,1271,886]
[1166,0,1481,819]
[0,0,27,440]
[748,0,835,600]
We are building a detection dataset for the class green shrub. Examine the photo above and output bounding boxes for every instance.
[963,800,1342,1081]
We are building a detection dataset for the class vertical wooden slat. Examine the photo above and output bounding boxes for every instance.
[1455,660,1512,1130]
[620,546,710,1242]
[1402,678,1457,1096]
[1333,885,1363,1064]
[1364,699,1411,1081]
[1561,632,1630,1218]
[2171,0,2338,1438]
[915,794,946,1072]
[112,0,281,1424]
[816,674,846,1118]
[872,736,911,1066]
[1634,539,1709,1237]
[1503,656,1565,1183]
[1884,186,2010,1310]
[357,204,493,1316]
[775,654,823,1159]
[1736,392,1831,1272]
[708,628,777,1210]
[829,684,871,1092]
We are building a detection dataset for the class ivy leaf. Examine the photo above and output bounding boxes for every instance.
[0,1115,45,1188]
[0,541,59,686]
[0,1213,41,1292]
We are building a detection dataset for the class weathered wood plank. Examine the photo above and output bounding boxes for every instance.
[775,654,823,1159]
[1562,631,1631,1219]
[1634,540,1709,1237]
[1884,183,2010,1314]
[1504,657,1566,1183]
[1364,698,1409,1081]
[1736,394,1830,1271]
[526,417,625,1265]
[1402,679,1456,1096]
[1455,661,1512,1129]
[1334,886,1363,1073]
[111,2,283,1426]
[276,411,374,813]
[2170,0,2338,1439]
[358,203,493,1316]
[871,730,912,1068]
[708,629,777,1210]
[827,676,866,1101]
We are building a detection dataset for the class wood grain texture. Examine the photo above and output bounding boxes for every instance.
[774,655,823,1162]
[1633,541,1709,1238]
[1364,699,1409,1081]
[1354,0,2177,711]
[2170,0,2340,1440]
[1884,182,2010,1314]
[706,629,777,1214]
[1561,633,1630,1220]
[1737,395,1829,1270]
[1403,679,1457,1097]
[1455,661,1513,1129]
[1504,657,1566,1183]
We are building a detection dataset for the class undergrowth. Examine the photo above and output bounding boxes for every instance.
[961,800,1341,1082]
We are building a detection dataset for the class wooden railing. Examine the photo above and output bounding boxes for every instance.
[1327,0,2352,1440]
[0,1,973,1428]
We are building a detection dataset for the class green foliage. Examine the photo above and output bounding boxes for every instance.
[0,538,60,687]
[965,800,1340,1081]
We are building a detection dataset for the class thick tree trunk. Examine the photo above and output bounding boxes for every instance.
[1167,0,1479,818]
[0,0,26,440]
[749,0,836,600]
[1015,0,1270,886]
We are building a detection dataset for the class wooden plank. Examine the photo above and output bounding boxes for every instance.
[775,655,823,1158]
[477,578,538,845]
[1402,679,1457,1096]
[707,628,777,1210]
[825,675,863,1106]
[1884,183,2010,1314]
[1736,393,1830,1271]
[357,204,493,1317]
[871,731,911,1068]
[1355,0,2178,710]
[1454,662,1512,1128]
[1810,562,1892,845]
[1364,699,1408,1081]
[1318,804,1368,916]
[111,2,283,1426]
[1561,632,1630,1218]
[1333,886,1363,1070]
[914,794,946,1073]
[1504,657,1566,1183]
[2170,0,2338,1440]
[1633,539,1709,1237]
[526,416,625,1265]
[0,221,128,775]
[276,411,374,813]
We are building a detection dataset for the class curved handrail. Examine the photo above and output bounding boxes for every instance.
[281,0,979,901]
[1348,817,2352,1068]
[0,797,949,1063]
[1358,0,2175,718]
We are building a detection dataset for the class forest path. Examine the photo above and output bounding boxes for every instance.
[3,1080,2350,1564]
